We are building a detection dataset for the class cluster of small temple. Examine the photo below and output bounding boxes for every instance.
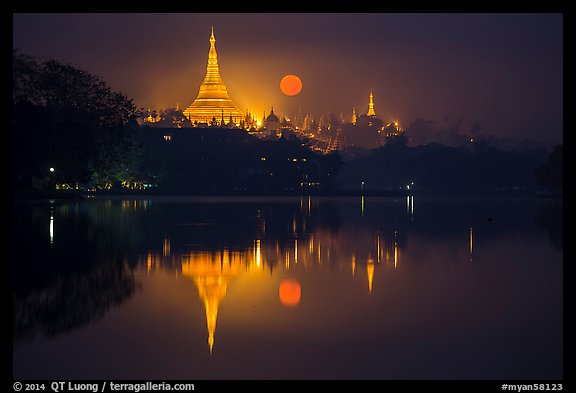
[139,28,405,153]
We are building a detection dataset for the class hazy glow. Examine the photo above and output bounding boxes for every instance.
[12,14,562,142]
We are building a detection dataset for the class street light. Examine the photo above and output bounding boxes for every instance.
[49,167,55,173]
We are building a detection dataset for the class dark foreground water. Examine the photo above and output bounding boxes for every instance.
[12,196,562,379]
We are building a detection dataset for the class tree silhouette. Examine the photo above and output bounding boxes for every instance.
[13,50,142,191]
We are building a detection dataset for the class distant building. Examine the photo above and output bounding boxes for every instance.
[265,106,280,132]
[183,27,243,126]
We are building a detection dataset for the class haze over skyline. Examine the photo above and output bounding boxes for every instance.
[13,13,563,144]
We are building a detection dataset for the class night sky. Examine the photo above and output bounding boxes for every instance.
[13,13,563,143]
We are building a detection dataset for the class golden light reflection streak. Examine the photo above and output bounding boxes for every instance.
[377,233,381,263]
[294,238,298,264]
[367,255,375,293]
[49,208,54,244]
[163,237,171,257]
[361,196,365,217]
[256,239,261,268]
[394,230,398,269]
[351,254,356,276]
[407,196,414,220]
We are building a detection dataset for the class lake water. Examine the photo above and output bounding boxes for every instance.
[12,196,563,380]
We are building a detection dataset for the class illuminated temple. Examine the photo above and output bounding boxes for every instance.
[183,27,243,125]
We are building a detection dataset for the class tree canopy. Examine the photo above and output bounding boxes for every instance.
[13,50,142,191]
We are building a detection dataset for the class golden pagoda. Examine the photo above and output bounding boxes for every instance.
[367,90,377,117]
[183,27,243,125]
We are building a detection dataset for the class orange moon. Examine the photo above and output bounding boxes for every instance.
[279,279,301,307]
[280,75,302,96]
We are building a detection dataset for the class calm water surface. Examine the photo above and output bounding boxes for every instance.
[12,196,563,379]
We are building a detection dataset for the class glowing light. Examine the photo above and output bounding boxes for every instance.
[49,210,54,244]
[469,227,473,255]
[367,90,376,117]
[294,239,298,264]
[280,74,303,96]
[367,259,375,293]
[361,195,365,217]
[309,234,314,254]
[256,239,261,267]
[351,254,356,276]
[147,252,152,273]
[49,167,55,173]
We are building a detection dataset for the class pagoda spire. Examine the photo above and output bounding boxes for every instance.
[367,90,376,117]
[183,28,243,125]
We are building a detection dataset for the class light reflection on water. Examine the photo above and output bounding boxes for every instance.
[12,196,562,379]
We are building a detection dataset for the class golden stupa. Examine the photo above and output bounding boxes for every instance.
[367,90,377,117]
[183,27,243,125]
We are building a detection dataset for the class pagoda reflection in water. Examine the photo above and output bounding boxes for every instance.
[139,227,402,354]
